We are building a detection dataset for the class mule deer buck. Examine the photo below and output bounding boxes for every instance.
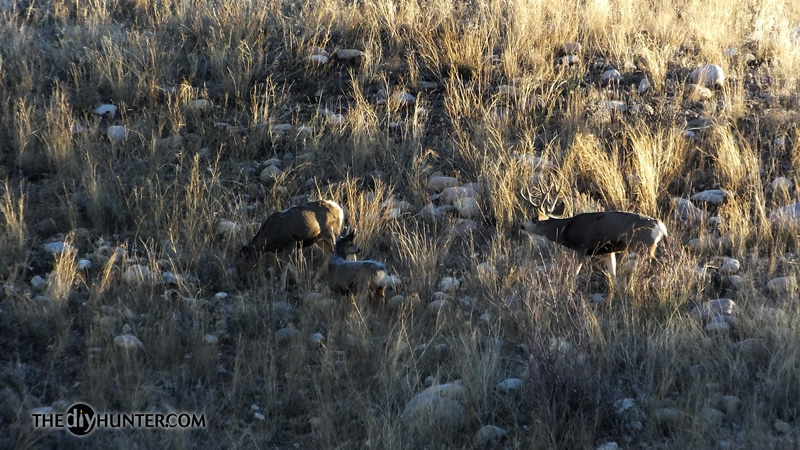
[238,200,345,288]
[520,179,668,281]
[328,229,391,298]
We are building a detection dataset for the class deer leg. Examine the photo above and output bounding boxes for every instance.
[598,253,617,280]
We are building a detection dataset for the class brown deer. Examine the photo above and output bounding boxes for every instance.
[327,229,390,298]
[238,200,345,288]
[520,179,668,280]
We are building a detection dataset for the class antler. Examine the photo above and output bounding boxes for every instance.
[520,171,563,214]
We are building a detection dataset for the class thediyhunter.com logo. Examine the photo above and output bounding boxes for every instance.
[32,403,206,436]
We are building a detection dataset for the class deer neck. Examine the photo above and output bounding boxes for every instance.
[533,217,571,244]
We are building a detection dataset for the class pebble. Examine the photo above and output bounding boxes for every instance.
[691,189,731,205]
[654,407,683,425]
[114,334,144,350]
[308,54,328,64]
[454,197,480,218]
[774,420,792,434]
[637,78,651,94]
[690,64,725,87]
[93,104,118,116]
[598,100,627,112]
[691,298,735,322]
[597,442,619,450]
[335,49,365,60]
[601,69,622,85]
[217,220,242,235]
[78,259,92,270]
[767,276,796,297]
[453,219,479,236]
[31,275,47,290]
[428,176,460,192]
[107,125,129,142]
[275,327,301,343]
[438,277,460,291]
[187,99,211,111]
[43,241,76,255]
[203,334,219,345]
[122,265,160,286]
[259,165,282,183]
[401,383,467,435]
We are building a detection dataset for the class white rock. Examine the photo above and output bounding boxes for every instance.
[769,203,800,226]
[308,54,328,64]
[767,276,796,296]
[187,99,211,111]
[336,49,365,60]
[671,197,705,226]
[562,42,581,54]
[692,299,735,322]
[272,123,293,132]
[686,84,713,101]
[254,412,266,421]
[122,265,160,286]
[78,259,92,270]
[638,78,651,94]
[598,100,627,112]
[771,177,792,191]
[43,241,76,255]
[401,384,466,434]
[597,442,619,450]
[418,204,441,223]
[162,271,180,285]
[438,277,460,291]
[93,104,118,116]
[690,64,725,87]
[474,425,507,445]
[601,69,622,85]
[497,378,524,392]
[440,186,477,205]
[259,165,282,183]
[428,176,460,192]
[310,333,325,345]
[715,257,741,274]
[691,189,731,205]
[215,292,229,300]
[454,197,480,218]
[217,220,242,235]
[392,92,415,106]
[31,275,47,290]
[114,334,144,350]
[203,334,219,344]
[496,85,516,96]
[107,125,129,142]
[321,109,346,125]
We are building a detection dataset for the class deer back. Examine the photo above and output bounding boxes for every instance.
[559,211,664,255]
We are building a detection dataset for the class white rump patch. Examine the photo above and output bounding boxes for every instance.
[324,200,345,226]
[651,220,668,243]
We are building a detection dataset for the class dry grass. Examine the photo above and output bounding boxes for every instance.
[1,0,800,448]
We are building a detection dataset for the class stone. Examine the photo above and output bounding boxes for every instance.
[391,92,415,106]
[114,334,144,350]
[438,277,460,291]
[203,334,219,344]
[767,276,796,297]
[716,257,741,275]
[187,99,211,111]
[259,165,282,183]
[217,220,242,235]
[419,204,441,223]
[107,125,129,142]
[428,299,453,313]
[31,275,47,290]
[774,420,792,434]
[686,84,713,101]
[601,69,622,85]
[769,203,800,226]
[556,55,580,67]
[654,407,683,425]
[93,104,118,116]
[638,78,651,94]
[721,395,741,416]
[428,176,460,192]
[497,378,524,392]
[308,54,328,64]
[43,241,76,255]
[700,407,725,426]
[78,259,92,270]
[455,197,480,218]
[771,177,792,191]
[474,425,507,446]
[598,100,627,112]
[690,64,725,87]
[122,265,160,286]
[275,327,300,343]
[335,49,365,60]
[597,442,619,450]
[453,219,479,236]
[691,299,735,322]
[691,189,732,205]
[402,384,467,436]
[440,186,477,205]
[562,42,581,54]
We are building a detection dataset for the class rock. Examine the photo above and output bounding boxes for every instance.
[453,219,479,236]
[93,104,118,116]
[107,125,129,142]
[704,320,731,334]
[692,299,735,322]
[416,81,439,90]
[686,84,713,101]
[335,49,365,60]
[474,425,507,446]
[402,384,466,435]
[259,165,282,183]
[556,55,580,67]
[767,276,796,297]
[774,420,792,434]
[700,407,725,426]
[419,204,441,223]
[438,277,460,291]
[217,220,242,235]
[122,265,160,286]
[114,334,144,350]
[428,176,460,192]
[597,442,619,450]
[601,69,622,86]
[31,275,47,290]
[391,92,415,106]
[203,334,218,344]
[769,203,800,226]
[690,64,725,87]
[428,299,453,313]
[598,100,627,112]
[671,197,705,226]
[308,54,328,64]
[310,332,325,345]
[496,85,516,96]
[254,412,265,421]
[215,292,228,300]
[273,302,297,321]
[320,108,346,125]
[33,295,53,303]
[755,306,785,322]
[440,186,477,205]
[716,257,741,274]
[187,99,211,111]
[518,154,554,171]
[497,378,524,392]
[654,407,683,426]
[78,259,92,270]
[770,177,792,191]
[562,42,581,54]
[721,395,741,416]
[638,78,651,94]
[272,124,293,133]
[691,189,732,205]
[275,327,300,343]
[454,197,480,218]
[688,236,732,253]
[43,241,76,255]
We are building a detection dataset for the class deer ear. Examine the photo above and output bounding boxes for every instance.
[550,201,566,217]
